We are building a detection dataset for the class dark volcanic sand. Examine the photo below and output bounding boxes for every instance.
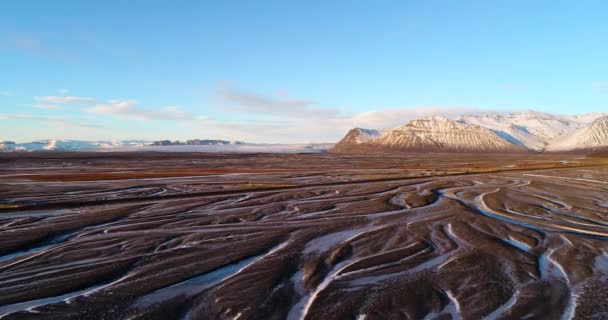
[0,152,607,320]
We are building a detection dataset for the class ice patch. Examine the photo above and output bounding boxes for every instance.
[135,241,289,308]
[503,236,533,253]
[303,228,367,255]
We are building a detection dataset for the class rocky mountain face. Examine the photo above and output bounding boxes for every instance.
[330,128,382,153]
[332,112,608,154]
[332,116,527,153]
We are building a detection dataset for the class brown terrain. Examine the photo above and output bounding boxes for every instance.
[0,152,607,319]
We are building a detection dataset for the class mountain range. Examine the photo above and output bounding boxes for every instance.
[0,139,247,152]
[0,139,334,153]
[4,111,607,154]
[0,140,151,152]
[150,139,244,146]
[332,111,608,153]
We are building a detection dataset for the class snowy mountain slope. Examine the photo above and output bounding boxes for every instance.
[353,128,382,143]
[491,124,546,151]
[332,111,608,153]
[457,111,608,150]
[546,116,608,151]
[330,128,382,153]
[331,116,527,153]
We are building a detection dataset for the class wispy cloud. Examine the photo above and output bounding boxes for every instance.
[186,106,479,143]
[55,121,104,129]
[2,34,79,62]
[5,35,44,53]
[205,85,482,142]
[15,86,483,143]
[84,100,195,120]
[0,91,11,97]
[34,95,95,104]
[0,114,63,121]
[0,113,103,129]
[32,104,61,110]
[215,85,339,118]
[347,106,478,129]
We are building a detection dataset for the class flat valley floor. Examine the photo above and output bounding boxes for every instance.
[1,152,608,320]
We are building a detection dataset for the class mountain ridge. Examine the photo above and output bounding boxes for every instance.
[332,116,528,154]
[332,112,608,153]
[546,116,608,151]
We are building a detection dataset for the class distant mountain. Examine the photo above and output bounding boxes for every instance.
[0,140,151,152]
[0,139,248,152]
[0,139,334,154]
[546,116,608,151]
[94,143,334,154]
[332,116,527,153]
[151,139,244,146]
[332,111,608,154]
[331,128,382,153]
[456,111,607,151]
[6,112,608,154]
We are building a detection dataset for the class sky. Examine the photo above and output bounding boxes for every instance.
[1,0,607,143]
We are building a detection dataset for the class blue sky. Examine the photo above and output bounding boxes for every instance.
[1,0,607,143]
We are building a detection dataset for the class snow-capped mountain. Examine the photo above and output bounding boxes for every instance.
[4,112,607,154]
[331,128,382,152]
[352,128,383,143]
[332,116,527,153]
[456,111,608,151]
[546,116,608,151]
[332,111,608,153]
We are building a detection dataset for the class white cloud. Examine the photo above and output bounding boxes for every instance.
[85,99,137,115]
[215,85,338,118]
[34,95,95,104]
[0,91,10,97]
[85,100,194,120]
